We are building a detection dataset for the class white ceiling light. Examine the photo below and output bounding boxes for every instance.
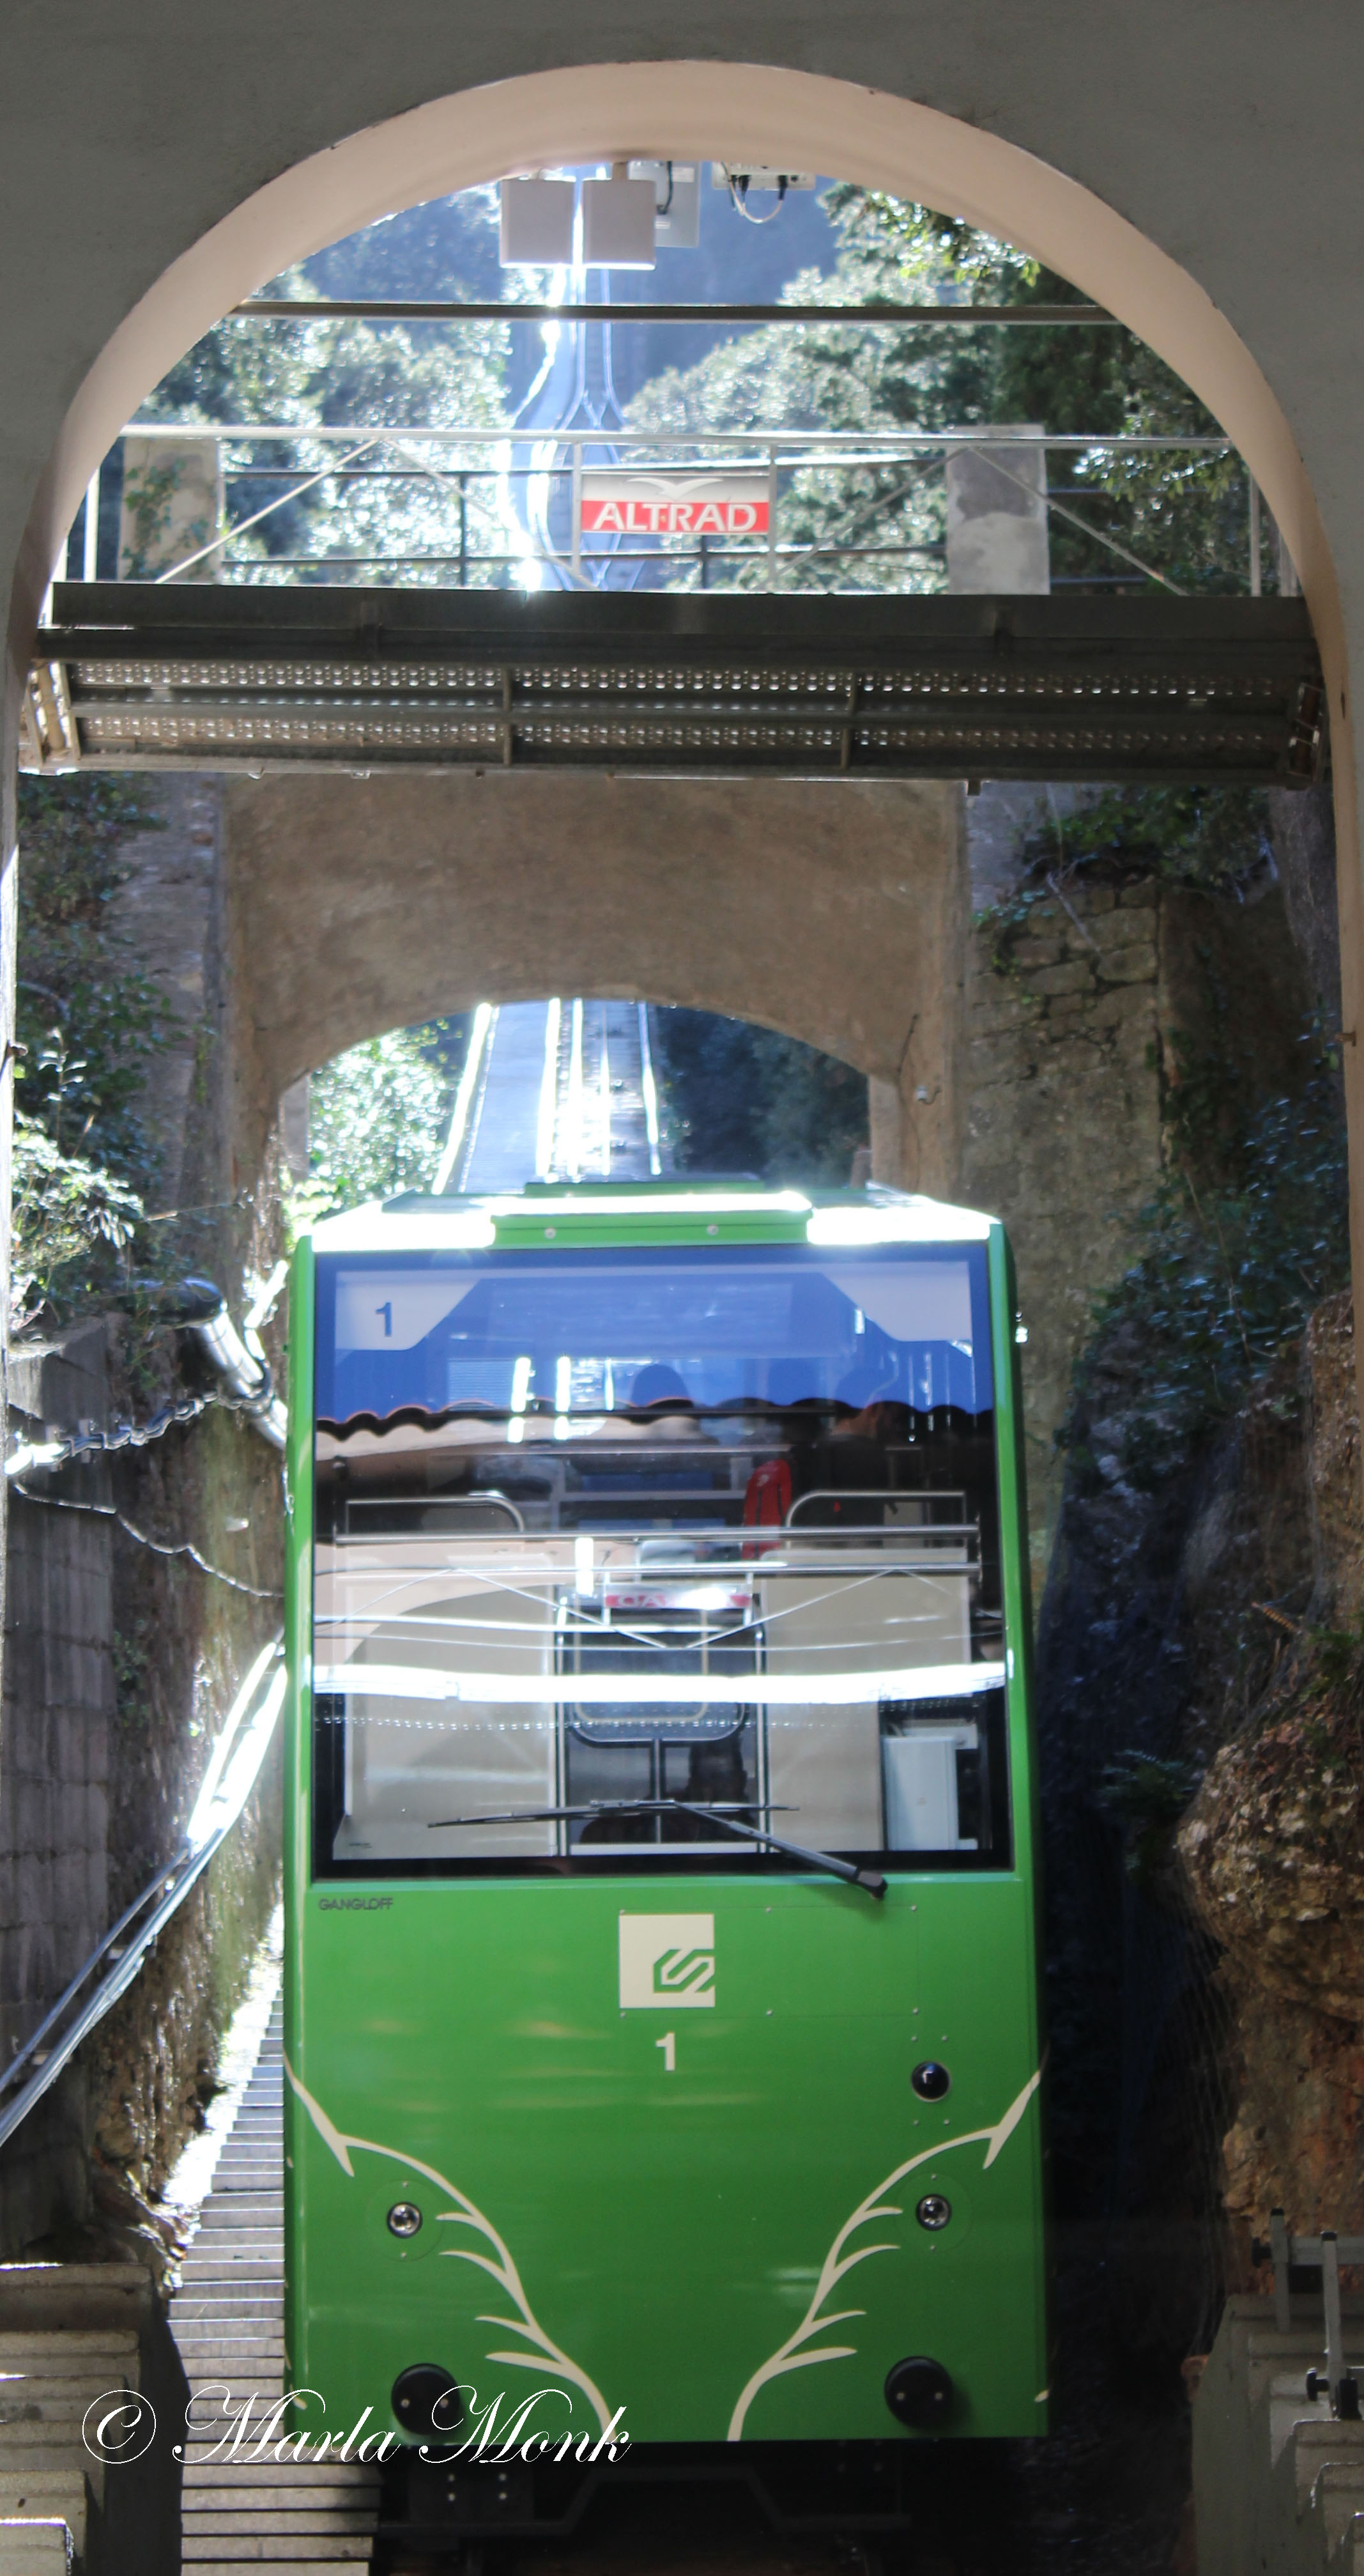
[500,175,574,267]
[581,162,657,268]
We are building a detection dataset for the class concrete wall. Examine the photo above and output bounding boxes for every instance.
[1193,2294,1364,2576]
[222,767,969,1194]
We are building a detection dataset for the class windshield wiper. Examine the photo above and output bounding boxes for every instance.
[427,1798,885,1899]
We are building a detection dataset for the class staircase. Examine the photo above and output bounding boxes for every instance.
[0,2258,184,2575]
[169,1993,379,2571]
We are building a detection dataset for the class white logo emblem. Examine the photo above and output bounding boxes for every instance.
[618,1913,716,2010]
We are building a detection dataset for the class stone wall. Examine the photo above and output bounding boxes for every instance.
[963,861,1314,1582]
[1179,1292,1364,2258]
[0,1324,114,2255]
[0,774,285,2265]
[964,876,1163,1578]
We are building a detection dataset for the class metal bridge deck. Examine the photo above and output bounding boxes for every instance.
[22,584,1324,785]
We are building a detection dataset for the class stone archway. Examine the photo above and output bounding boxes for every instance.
[224,767,965,1189]
[6,56,1361,1389]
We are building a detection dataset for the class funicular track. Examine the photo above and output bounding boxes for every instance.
[455,996,661,1194]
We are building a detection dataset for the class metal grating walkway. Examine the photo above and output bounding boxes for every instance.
[22,584,1325,785]
[169,1996,379,2571]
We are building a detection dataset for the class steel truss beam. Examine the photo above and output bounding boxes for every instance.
[22,583,1324,785]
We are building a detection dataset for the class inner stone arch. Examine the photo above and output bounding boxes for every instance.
[226,766,965,1191]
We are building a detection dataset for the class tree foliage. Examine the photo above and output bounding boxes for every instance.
[11,1120,144,1334]
[11,776,176,1323]
[304,1023,467,1211]
[628,189,1258,596]
[1016,784,1275,899]
[16,775,172,1185]
[654,1010,868,1185]
[142,190,519,584]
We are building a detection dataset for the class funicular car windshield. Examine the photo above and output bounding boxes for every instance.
[310,1235,1010,1878]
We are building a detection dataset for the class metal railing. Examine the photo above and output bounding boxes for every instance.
[6,1274,287,1485]
[0,1639,286,2152]
[1253,2212,1364,2418]
[71,419,1262,603]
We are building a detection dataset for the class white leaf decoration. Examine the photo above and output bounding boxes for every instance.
[726,2064,1041,2441]
[284,2051,612,2432]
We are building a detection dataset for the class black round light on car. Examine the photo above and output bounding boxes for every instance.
[911,2060,951,2101]
[885,2356,954,2428]
[391,2364,464,2441]
[916,2193,952,2231]
[387,2202,422,2238]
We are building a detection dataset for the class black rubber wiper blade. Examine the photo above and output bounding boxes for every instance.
[427,1798,886,1899]
[657,1798,887,1899]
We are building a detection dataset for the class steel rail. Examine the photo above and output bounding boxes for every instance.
[31,587,1322,785]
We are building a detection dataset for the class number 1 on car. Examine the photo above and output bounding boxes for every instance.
[656,2032,676,2072]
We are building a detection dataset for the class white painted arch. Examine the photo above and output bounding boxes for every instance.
[9,56,1360,1321]
[13,62,1345,712]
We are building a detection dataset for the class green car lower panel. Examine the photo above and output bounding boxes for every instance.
[285,1873,1046,2448]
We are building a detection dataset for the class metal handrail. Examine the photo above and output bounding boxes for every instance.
[0,1639,285,2154]
[82,419,1249,602]
[122,422,1235,451]
[1252,2210,1364,2418]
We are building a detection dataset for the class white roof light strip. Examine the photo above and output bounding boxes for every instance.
[806,1202,993,1246]
[312,1191,995,1251]
[312,1661,1006,1708]
[485,1191,811,1217]
[313,1208,496,1252]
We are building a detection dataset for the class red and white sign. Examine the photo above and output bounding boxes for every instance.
[581,473,769,536]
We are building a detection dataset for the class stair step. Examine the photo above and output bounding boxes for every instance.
[184,2511,378,2536]
[0,2476,84,2557]
[181,2541,372,2563]
[169,1964,373,2568]
[0,2339,136,2370]
[0,2523,73,2575]
[184,2481,379,2503]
